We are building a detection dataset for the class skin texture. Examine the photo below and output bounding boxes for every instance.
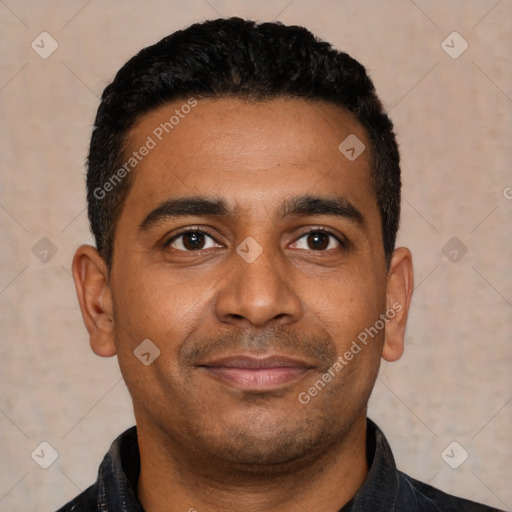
[72,97,414,512]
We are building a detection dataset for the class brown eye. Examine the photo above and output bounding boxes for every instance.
[291,230,342,251]
[306,232,330,250]
[166,230,220,251]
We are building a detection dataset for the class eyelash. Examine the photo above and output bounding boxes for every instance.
[163,227,347,252]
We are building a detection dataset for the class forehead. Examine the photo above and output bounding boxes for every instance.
[119,97,376,225]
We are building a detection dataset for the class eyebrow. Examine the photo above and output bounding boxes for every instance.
[138,194,365,233]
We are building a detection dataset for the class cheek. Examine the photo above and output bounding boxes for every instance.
[111,265,211,362]
[306,267,385,347]
[110,271,204,415]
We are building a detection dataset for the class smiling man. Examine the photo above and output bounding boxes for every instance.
[59,17,499,512]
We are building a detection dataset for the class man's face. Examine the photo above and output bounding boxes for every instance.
[101,97,393,469]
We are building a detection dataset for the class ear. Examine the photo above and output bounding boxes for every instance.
[71,244,116,357]
[381,247,414,362]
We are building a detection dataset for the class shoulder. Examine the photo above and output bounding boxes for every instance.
[54,426,140,511]
[54,483,98,512]
[398,471,503,512]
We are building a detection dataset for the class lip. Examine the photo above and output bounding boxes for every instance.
[197,354,314,391]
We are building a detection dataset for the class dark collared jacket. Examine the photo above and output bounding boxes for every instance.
[56,419,502,511]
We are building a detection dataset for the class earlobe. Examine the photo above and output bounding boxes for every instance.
[382,247,414,362]
[71,245,117,357]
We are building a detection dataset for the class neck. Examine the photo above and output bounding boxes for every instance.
[136,415,368,512]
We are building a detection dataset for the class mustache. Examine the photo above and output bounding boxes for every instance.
[180,325,337,371]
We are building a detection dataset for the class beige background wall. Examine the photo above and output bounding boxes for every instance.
[0,1,511,510]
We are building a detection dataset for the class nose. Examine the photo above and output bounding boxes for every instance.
[215,240,303,330]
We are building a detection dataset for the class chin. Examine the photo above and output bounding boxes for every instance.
[192,412,342,474]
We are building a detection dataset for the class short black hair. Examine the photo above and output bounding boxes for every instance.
[87,17,400,272]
